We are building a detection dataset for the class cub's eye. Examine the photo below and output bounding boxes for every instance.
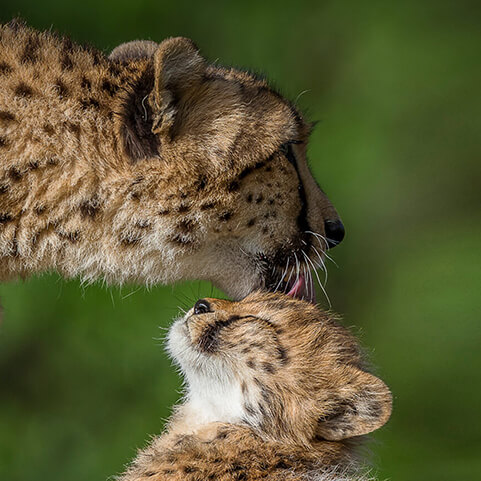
[194,299,211,315]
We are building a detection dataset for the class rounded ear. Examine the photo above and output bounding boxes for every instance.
[150,37,206,136]
[316,368,392,441]
[109,40,159,62]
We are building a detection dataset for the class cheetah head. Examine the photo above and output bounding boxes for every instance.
[168,292,392,446]
[112,38,344,300]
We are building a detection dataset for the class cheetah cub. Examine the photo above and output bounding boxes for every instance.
[118,292,392,481]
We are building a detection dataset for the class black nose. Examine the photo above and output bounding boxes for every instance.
[324,220,345,249]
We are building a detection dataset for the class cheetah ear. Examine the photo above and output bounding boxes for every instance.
[109,40,159,62]
[316,368,392,441]
[150,37,206,137]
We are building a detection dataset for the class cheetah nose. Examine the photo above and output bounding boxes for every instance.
[324,219,345,249]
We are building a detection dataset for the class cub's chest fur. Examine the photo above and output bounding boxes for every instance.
[0,20,343,298]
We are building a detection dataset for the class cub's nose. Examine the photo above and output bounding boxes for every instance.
[324,219,345,249]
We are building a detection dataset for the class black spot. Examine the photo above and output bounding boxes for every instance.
[262,362,275,374]
[54,79,69,98]
[276,345,289,365]
[43,124,55,135]
[246,359,256,369]
[247,218,256,227]
[101,79,118,96]
[80,97,100,110]
[0,184,9,194]
[81,76,91,90]
[14,82,33,97]
[0,136,8,148]
[227,180,240,192]
[0,213,13,224]
[47,157,59,166]
[130,191,141,201]
[0,62,12,75]
[28,160,39,170]
[8,167,22,181]
[274,460,290,470]
[219,211,232,222]
[34,205,46,215]
[200,202,215,211]
[177,203,191,214]
[177,219,196,233]
[196,175,207,191]
[246,193,253,203]
[158,208,170,215]
[21,35,40,64]
[0,111,15,122]
[255,194,264,204]
[80,199,100,219]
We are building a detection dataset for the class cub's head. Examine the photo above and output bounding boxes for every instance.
[168,292,392,446]
[112,38,344,299]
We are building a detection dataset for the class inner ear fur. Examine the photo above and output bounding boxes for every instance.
[149,37,206,136]
[316,367,392,441]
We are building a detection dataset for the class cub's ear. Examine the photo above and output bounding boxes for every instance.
[149,37,206,136]
[109,40,159,62]
[316,368,392,441]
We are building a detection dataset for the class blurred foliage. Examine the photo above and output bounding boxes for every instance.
[0,1,480,480]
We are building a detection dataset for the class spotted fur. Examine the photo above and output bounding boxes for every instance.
[118,293,392,480]
[0,21,343,298]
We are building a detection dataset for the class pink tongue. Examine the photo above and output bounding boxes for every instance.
[286,274,316,303]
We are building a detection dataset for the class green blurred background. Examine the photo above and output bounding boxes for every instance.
[0,1,480,480]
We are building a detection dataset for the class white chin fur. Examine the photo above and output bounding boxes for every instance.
[167,317,255,428]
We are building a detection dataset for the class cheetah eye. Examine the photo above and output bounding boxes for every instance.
[193,299,211,315]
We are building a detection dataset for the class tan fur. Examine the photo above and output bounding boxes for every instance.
[0,21,342,298]
[118,293,392,480]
